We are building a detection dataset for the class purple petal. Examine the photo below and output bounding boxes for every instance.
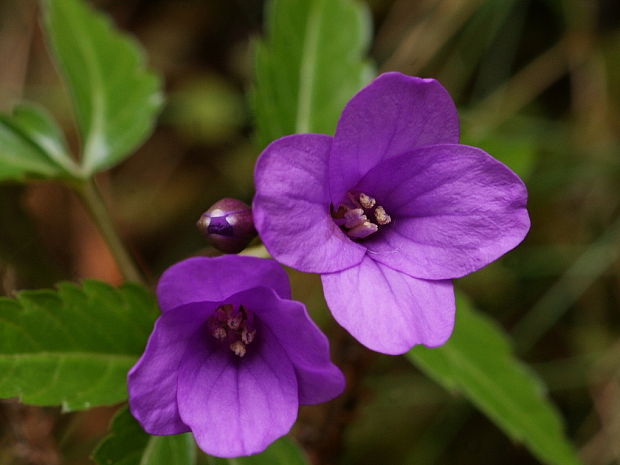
[157,255,291,312]
[226,287,344,405]
[321,256,455,355]
[329,72,459,204]
[358,144,530,280]
[127,302,216,434]
[253,134,366,273]
[176,323,298,457]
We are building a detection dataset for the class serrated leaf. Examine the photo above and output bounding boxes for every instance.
[407,295,582,465]
[0,280,157,411]
[41,0,163,174]
[206,436,309,465]
[251,0,373,148]
[0,103,77,181]
[93,407,195,465]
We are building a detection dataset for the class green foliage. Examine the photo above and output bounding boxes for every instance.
[93,407,196,465]
[41,0,163,175]
[251,0,373,148]
[0,280,157,411]
[0,103,77,181]
[407,295,582,465]
[206,437,309,465]
[93,408,307,465]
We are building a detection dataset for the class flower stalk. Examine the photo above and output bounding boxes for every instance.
[73,179,144,285]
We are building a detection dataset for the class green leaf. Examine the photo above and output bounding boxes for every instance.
[10,103,75,170]
[93,407,195,465]
[41,0,163,174]
[407,295,582,465]
[251,0,373,148]
[206,436,309,465]
[0,280,157,411]
[0,103,77,181]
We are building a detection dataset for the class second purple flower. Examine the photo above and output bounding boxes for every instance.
[253,72,530,355]
[127,255,344,457]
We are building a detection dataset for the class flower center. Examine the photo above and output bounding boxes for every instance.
[207,304,256,357]
[332,191,391,240]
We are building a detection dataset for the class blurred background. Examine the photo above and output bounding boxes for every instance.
[0,0,619,464]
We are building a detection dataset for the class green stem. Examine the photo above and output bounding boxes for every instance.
[73,179,144,284]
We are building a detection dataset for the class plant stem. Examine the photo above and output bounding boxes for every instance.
[73,179,144,284]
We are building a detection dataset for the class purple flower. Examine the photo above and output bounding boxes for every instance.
[253,72,530,355]
[127,255,344,457]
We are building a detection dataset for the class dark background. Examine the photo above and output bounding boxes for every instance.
[0,0,619,464]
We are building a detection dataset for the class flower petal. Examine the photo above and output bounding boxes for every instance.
[157,255,291,312]
[176,326,298,458]
[253,134,366,273]
[127,302,216,434]
[329,72,459,204]
[357,144,530,280]
[321,256,455,355]
[226,287,344,405]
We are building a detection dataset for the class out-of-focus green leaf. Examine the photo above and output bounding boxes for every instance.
[0,280,157,411]
[0,103,78,181]
[41,0,163,174]
[165,75,245,145]
[93,407,196,465]
[9,103,77,172]
[251,0,372,148]
[407,294,582,465]
[206,436,309,465]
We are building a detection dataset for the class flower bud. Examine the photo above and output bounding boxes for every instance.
[197,198,256,253]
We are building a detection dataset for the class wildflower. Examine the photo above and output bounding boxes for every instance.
[127,255,344,457]
[253,72,530,354]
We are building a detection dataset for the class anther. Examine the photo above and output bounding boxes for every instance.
[359,193,376,209]
[344,209,368,228]
[212,327,227,341]
[374,206,391,225]
[347,221,379,239]
[241,328,256,345]
[230,341,246,358]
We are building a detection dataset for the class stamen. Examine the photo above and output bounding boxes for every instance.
[374,206,391,225]
[347,221,379,239]
[332,191,392,240]
[344,208,368,228]
[230,341,246,357]
[212,327,227,341]
[241,328,256,345]
[359,193,376,209]
[207,304,257,357]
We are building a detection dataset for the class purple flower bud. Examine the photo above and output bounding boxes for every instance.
[197,198,256,253]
